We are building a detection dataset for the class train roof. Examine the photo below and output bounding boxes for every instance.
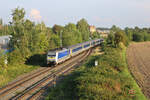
[67,40,91,49]
[47,38,103,53]
[48,48,68,52]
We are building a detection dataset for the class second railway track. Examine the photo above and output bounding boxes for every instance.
[0,49,91,100]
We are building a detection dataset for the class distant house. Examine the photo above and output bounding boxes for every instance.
[96,28,110,34]
[96,28,110,37]
[89,25,96,34]
[0,35,11,50]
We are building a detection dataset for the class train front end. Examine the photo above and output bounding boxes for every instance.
[47,51,57,66]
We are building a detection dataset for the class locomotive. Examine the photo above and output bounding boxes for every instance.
[47,38,103,66]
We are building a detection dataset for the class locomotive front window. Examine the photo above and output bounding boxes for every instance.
[48,55,55,57]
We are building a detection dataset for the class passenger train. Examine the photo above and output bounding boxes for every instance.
[47,38,104,66]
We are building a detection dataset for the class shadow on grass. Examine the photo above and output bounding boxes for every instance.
[84,55,100,68]
[45,71,82,100]
[25,54,47,67]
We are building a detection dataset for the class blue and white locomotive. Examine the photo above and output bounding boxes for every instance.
[47,38,103,65]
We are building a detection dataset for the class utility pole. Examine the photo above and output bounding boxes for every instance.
[60,30,63,48]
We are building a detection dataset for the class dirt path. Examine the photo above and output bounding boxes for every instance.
[127,42,150,99]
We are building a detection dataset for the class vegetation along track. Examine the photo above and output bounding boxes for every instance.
[127,42,150,99]
[11,49,91,100]
[0,49,91,100]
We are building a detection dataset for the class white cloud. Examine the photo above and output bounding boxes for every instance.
[30,9,42,21]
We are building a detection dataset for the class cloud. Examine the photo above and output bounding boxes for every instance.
[30,9,42,21]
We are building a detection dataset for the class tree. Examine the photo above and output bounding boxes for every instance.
[114,31,124,47]
[0,18,3,25]
[52,24,64,34]
[77,19,90,41]
[110,25,120,34]
[91,32,100,39]
[62,23,82,47]
[107,33,115,46]
[124,27,133,41]
[9,7,31,63]
[11,7,25,26]
[49,34,61,49]
[108,28,129,48]
[133,33,144,42]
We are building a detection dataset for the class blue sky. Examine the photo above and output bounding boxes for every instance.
[0,0,150,28]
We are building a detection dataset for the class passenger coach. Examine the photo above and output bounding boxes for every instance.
[47,38,103,66]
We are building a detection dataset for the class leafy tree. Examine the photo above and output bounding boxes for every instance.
[63,23,82,47]
[77,19,90,41]
[107,33,115,46]
[114,31,124,47]
[9,7,31,60]
[134,26,140,33]
[107,26,129,48]
[110,25,120,34]
[52,24,64,34]
[133,33,144,42]
[124,27,133,41]
[144,33,150,41]
[0,18,3,25]
[91,32,100,39]
[49,34,61,50]
[11,7,25,26]
[38,32,49,52]
[30,22,50,53]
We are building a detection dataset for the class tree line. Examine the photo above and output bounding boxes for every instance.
[1,7,150,67]
[106,25,150,49]
[0,7,100,66]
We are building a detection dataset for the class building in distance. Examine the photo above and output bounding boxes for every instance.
[0,35,11,50]
[89,25,96,34]
[96,27,110,37]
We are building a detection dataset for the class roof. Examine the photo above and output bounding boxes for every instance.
[48,48,67,52]
[0,35,12,40]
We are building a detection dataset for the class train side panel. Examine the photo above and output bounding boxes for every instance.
[71,45,83,56]
[83,41,91,50]
[57,49,70,64]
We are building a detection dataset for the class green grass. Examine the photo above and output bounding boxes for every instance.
[0,64,39,87]
[45,46,147,100]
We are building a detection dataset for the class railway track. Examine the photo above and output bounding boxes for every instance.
[0,49,91,100]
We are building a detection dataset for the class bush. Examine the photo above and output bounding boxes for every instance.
[0,55,6,68]
[8,49,25,65]
[133,33,144,42]
[107,30,129,48]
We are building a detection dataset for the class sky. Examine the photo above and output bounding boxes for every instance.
[0,0,150,28]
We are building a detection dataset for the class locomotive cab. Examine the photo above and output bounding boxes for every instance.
[47,51,57,66]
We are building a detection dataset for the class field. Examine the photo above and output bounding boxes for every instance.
[127,42,150,99]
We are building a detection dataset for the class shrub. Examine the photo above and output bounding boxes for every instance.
[133,33,144,42]
[8,49,25,65]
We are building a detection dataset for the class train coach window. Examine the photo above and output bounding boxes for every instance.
[48,55,56,57]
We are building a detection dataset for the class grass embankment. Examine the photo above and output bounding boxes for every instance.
[46,46,147,100]
[0,64,39,87]
[0,54,46,87]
